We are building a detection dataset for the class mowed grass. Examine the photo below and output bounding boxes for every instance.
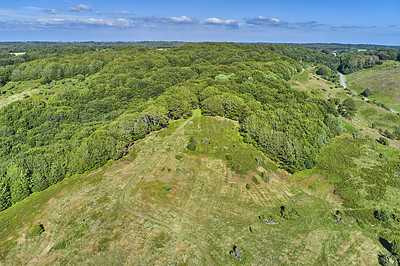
[346,60,400,112]
[0,113,386,265]
[292,68,337,96]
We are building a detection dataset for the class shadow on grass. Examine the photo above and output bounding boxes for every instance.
[379,237,391,253]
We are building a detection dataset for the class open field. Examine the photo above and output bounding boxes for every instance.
[346,61,400,112]
[0,110,387,265]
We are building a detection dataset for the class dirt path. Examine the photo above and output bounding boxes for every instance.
[118,109,214,263]
[339,73,347,89]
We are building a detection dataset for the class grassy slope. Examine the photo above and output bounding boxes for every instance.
[294,67,400,236]
[0,109,385,265]
[293,66,400,145]
[346,60,400,112]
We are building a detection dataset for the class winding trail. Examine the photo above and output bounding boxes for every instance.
[339,73,347,89]
[118,109,214,263]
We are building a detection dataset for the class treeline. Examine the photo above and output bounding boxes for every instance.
[290,43,400,51]
[247,43,340,71]
[0,41,185,68]
[0,42,343,211]
[338,49,400,74]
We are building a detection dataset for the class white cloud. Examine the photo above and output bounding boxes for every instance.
[44,8,58,15]
[201,18,240,29]
[95,10,134,16]
[246,16,325,30]
[169,16,192,22]
[69,4,93,12]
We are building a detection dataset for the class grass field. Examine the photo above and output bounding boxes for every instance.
[0,109,388,265]
[346,60,400,112]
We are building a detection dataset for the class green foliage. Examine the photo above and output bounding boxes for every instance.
[0,67,11,86]
[316,66,330,76]
[393,127,400,140]
[26,223,45,238]
[246,184,252,189]
[391,235,400,257]
[338,98,357,118]
[377,137,390,146]
[51,239,68,251]
[229,245,249,264]
[187,136,198,151]
[162,184,172,192]
[308,181,317,190]
[375,210,391,222]
[280,206,300,220]
[215,73,235,82]
[261,172,270,183]
[252,176,260,185]
[360,88,373,97]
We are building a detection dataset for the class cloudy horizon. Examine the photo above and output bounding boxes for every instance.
[0,1,399,45]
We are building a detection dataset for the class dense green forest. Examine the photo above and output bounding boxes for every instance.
[338,48,400,74]
[0,42,344,211]
[290,43,400,51]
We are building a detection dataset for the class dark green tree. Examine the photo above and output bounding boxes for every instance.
[316,66,330,76]
[338,98,357,118]
[0,67,10,86]
[391,235,400,257]
[360,88,372,97]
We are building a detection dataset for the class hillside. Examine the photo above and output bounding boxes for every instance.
[346,60,400,113]
[0,110,387,264]
[0,43,399,265]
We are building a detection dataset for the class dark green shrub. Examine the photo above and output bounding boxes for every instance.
[332,211,344,224]
[187,136,198,151]
[252,176,260,185]
[280,206,300,220]
[175,154,183,160]
[356,218,365,228]
[246,184,252,189]
[50,239,68,251]
[391,235,400,256]
[338,98,357,118]
[375,210,391,222]
[377,137,390,146]
[316,66,330,76]
[229,245,248,264]
[360,88,372,97]
[261,172,270,183]
[26,224,45,239]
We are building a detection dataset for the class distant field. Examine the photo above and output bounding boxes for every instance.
[346,60,400,112]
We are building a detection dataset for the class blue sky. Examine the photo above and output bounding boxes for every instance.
[0,0,399,44]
